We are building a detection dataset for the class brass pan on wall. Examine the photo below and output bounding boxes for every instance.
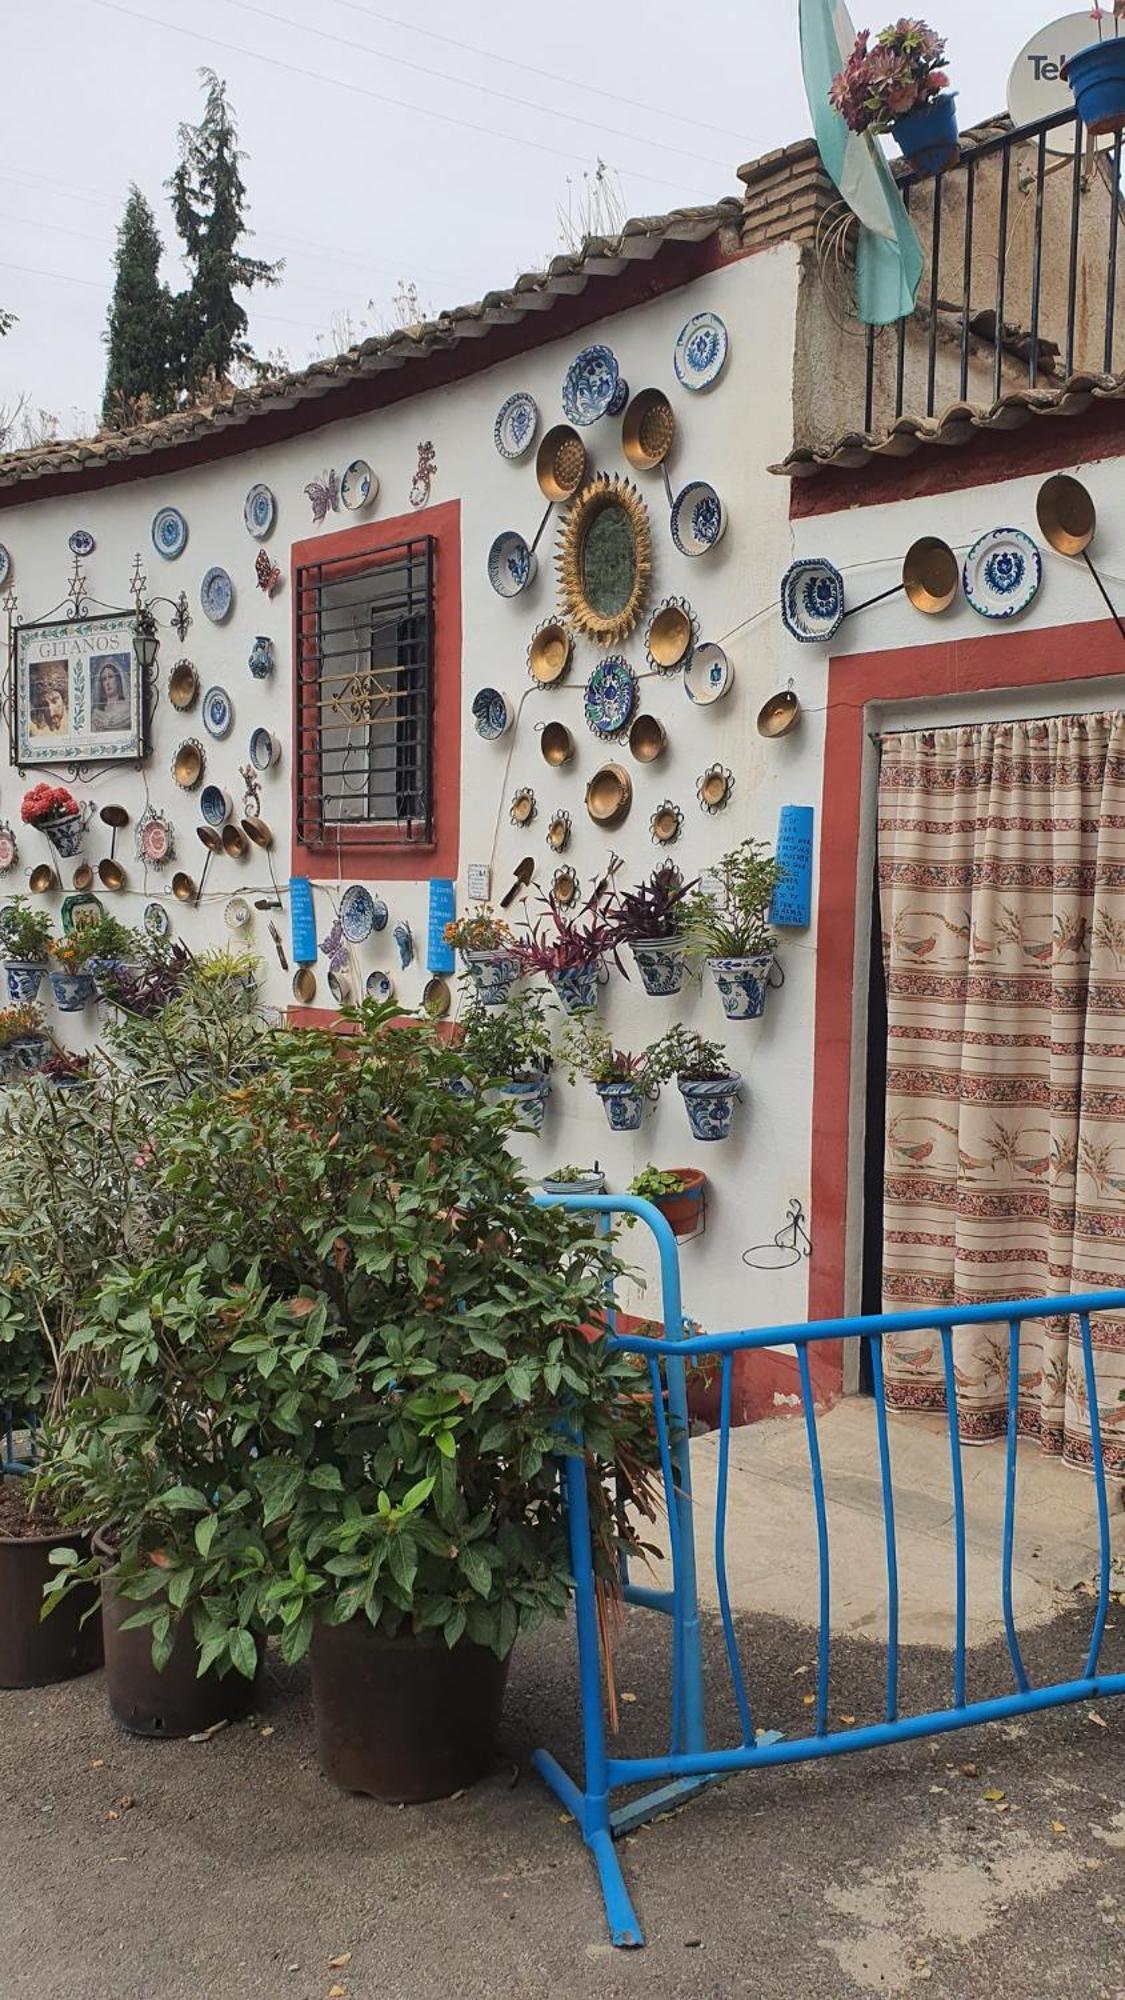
[1037,473,1095,557]
[585,763,632,828]
[902,536,959,614]
[536,425,586,502]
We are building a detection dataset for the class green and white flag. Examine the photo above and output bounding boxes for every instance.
[799,0,924,326]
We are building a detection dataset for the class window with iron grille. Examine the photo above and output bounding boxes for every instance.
[295,535,435,849]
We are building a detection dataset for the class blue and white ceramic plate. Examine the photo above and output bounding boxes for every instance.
[201,685,234,739]
[199,784,231,828]
[0,545,11,589]
[608,376,629,418]
[152,507,188,560]
[561,344,620,426]
[962,528,1042,621]
[340,883,376,942]
[394,919,414,968]
[68,528,95,557]
[674,312,728,392]
[670,481,726,558]
[780,558,845,642]
[584,655,637,738]
[250,726,281,770]
[201,566,234,623]
[494,392,539,461]
[487,531,536,598]
[472,687,511,739]
[366,970,395,1003]
[243,483,276,539]
[684,643,733,705]
[341,459,378,511]
[371,895,389,932]
[143,900,171,940]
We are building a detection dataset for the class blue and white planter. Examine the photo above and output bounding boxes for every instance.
[678,1073,742,1142]
[548,963,600,1014]
[707,954,775,1021]
[630,939,686,997]
[89,957,141,1000]
[542,1169,605,1197]
[0,1035,48,1083]
[596,1080,646,1132]
[499,1075,551,1133]
[40,810,88,859]
[48,969,94,1012]
[461,948,521,1007]
[4,960,46,1004]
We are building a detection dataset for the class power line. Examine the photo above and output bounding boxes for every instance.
[0,259,326,334]
[219,0,734,172]
[81,0,717,201]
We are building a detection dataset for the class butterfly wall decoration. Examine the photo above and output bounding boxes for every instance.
[255,549,282,597]
[305,470,340,524]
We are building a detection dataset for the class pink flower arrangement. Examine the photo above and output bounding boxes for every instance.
[829,18,949,135]
[20,783,80,826]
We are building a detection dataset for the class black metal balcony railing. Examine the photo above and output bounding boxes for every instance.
[862,106,1124,432]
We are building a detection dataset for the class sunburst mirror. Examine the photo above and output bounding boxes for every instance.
[556,474,651,647]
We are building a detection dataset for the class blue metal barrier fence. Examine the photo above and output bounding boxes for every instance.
[533,1193,1125,1948]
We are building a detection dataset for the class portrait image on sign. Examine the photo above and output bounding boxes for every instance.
[14,612,146,766]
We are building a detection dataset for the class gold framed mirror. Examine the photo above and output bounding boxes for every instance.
[555,474,651,646]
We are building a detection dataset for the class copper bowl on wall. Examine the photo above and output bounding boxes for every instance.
[536,424,587,502]
[97,857,126,892]
[1037,473,1096,557]
[528,621,572,685]
[169,661,199,711]
[540,722,574,768]
[903,536,959,614]
[171,871,197,903]
[99,804,129,832]
[585,763,633,828]
[628,713,666,763]
[650,803,682,846]
[196,825,223,855]
[173,740,205,790]
[756,687,802,738]
[221,824,248,859]
[646,602,693,669]
[29,864,57,895]
[293,965,317,1003]
[72,862,94,892]
[241,816,273,850]
[552,866,579,907]
[698,766,732,810]
[622,388,676,471]
[423,975,451,1018]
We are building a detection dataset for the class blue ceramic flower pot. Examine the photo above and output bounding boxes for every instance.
[4,961,45,1004]
[1065,40,1125,137]
[630,941,686,998]
[461,949,520,1007]
[40,811,86,859]
[678,1074,741,1142]
[499,1076,550,1133]
[596,1081,645,1132]
[892,92,959,174]
[548,963,600,1014]
[707,955,775,1021]
[249,636,274,680]
[6,1034,48,1078]
[49,969,94,1012]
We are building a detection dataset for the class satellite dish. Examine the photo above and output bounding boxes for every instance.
[1007,12,1114,151]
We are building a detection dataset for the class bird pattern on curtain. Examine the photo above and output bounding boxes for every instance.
[877,713,1125,1472]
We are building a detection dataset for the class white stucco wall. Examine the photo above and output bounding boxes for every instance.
[0,240,820,1339]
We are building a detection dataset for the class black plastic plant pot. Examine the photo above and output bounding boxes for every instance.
[310,1619,512,1802]
[94,1530,262,1737]
[0,1518,103,1689]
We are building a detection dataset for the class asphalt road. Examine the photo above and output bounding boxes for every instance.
[5,1598,1125,2000]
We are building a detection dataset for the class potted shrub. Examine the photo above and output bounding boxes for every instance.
[0,897,53,1002]
[192,945,261,1012]
[459,985,555,1132]
[540,1163,606,1197]
[20,783,90,858]
[1064,9,1125,138]
[829,18,957,174]
[445,908,520,1007]
[101,940,194,1021]
[0,1002,50,1083]
[561,1017,658,1132]
[607,867,697,998]
[681,840,783,1021]
[648,1025,742,1142]
[44,1003,657,1796]
[516,882,618,1014]
[41,1047,90,1090]
[48,932,97,1012]
[629,1165,707,1239]
[71,912,141,997]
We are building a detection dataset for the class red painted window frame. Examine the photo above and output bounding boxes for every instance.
[289,498,461,882]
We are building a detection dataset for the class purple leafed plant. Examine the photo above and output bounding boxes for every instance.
[829,19,949,135]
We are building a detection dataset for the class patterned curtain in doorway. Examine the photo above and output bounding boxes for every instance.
[878,713,1125,1472]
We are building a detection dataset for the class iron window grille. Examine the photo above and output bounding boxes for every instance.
[296,535,436,849]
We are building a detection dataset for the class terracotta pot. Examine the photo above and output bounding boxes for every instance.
[310,1619,511,1802]
[649,1169,706,1237]
[94,1529,261,1737]
[0,1490,102,1688]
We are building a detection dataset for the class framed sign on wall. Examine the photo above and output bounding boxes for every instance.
[12,611,146,767]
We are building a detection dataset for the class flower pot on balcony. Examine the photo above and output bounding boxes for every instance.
[4,960,45,1004]
[1064,40,1125,138]
[630,940,686,998]
[892,92,959,174]
[596,1080,645,1132]
[678,1075,741,1142]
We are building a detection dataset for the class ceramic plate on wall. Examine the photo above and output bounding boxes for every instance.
[472,687,511,739]
[243,483,276,539]
[670,481,726,558]
[250,726,281,770]
[494,392,539,460]
[674,312,728,391]
[684,643,733,705]
[340,883,376,941]
[487,531,535,597]
[152,507,188,559]
[366,970,395,1003]
[583,655,637,738]
[143,900,171,940]
[962,527,1042,620]
[780,557,845,642]
[341,459,378,511]
[201,566,234,622]
[68,528,95,557]
[561,344,620,426]
[201,686,234,739]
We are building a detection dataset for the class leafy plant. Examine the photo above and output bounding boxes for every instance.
[193,945,260,987]
[41,1048,90,1085]
[458,985,555,1080]
[680,840,781,960]
[516,878,620,977]
[829,18,949,134]
[542,1164,604,1185]
[444,908,514,953]
[98,942,194,1019]
[0,1002,46,1049]
[560,1016,657,1094]
[607,868,696,946]
[70,913,139,964]
[645,1025,733,1085]
[0,898,53,961]
[629,1166,692,1201]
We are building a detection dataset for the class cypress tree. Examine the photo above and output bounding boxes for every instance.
[169,70,282,392]
[101,186,173,428]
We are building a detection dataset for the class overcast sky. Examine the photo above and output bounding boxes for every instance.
[0,1,1083,428]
